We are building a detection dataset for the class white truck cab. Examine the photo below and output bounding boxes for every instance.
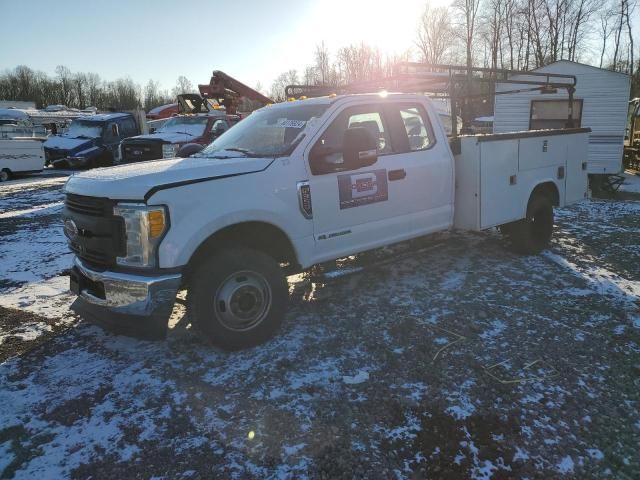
[63,92,589,349]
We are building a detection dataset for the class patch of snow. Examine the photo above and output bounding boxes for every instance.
[379,411,421,441]
[479,319,507,340]
[445,380,476,420]
[400,382,428,402]
[0,201,63,219]
[343,370,369,385]
[586,448,604,460]
[0,322,52,345]
[544,251,640,304]
[440,270,466,290]
[619,172,640,194]
[471,459,498,480]
[520,392,544,404]
[513,447,529,461]
[283,443,305,456]
[0,275,74,319]
[556,455,575,474]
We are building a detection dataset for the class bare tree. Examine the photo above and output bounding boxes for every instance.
[303,66,318,85]
[416,3,455,65]
[453,0,482,70]
[315,42,331,84]
[172,75,194,97]
[55,65,73,106]
[482,0,505,70]
[270,70,299,102]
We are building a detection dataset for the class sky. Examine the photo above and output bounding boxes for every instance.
[1,0,436,93]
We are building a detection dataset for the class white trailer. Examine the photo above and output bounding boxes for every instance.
[493,60,631,175]
[0,138,46,181]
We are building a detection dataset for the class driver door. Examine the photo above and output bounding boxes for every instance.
[304,103,415,261]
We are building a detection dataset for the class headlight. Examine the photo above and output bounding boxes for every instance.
[162,144,179,159]
[113,203,168,268]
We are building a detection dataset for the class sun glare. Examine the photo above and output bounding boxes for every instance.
[309,0,435,56]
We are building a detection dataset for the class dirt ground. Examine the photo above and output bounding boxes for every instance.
[0,172,639,479]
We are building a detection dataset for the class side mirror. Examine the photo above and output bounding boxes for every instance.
[342,126,377,169]
[177,143,204,157]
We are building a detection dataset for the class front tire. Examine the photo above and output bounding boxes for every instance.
[187,247,288,350]
[0,169,11,182]
[507,193,554,254]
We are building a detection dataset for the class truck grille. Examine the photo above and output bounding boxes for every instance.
[45,148,67,162]
[65,194,107,216]
[63,194,124,268]
[122,142,163,162]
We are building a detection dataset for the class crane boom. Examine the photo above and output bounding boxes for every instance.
[198,71,272,115]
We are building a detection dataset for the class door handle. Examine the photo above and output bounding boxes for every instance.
[388,169,406,181]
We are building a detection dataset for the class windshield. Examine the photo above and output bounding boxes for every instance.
[200,104,328,158]
[157,116,209,136]
[65,120,104,138]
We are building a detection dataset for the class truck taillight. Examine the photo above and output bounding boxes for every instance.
[297,181,312,219]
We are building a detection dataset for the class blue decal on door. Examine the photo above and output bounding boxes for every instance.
[337,169,388,209]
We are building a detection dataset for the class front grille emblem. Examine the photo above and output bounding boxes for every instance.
[63,218,78,241]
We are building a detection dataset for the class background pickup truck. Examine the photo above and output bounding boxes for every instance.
[62,93,589,349]
[44,112,139,168]
[120,94,241,163]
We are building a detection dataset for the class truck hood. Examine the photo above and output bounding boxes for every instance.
[63,156,273,200]
[124,132,195,144]
[44,135,97,153]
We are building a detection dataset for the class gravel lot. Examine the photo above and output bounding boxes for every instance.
[0,171,639,479]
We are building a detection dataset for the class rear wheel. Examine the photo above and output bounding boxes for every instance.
[507,193,554,254]
[187,247,288,350]
[0,169,11,182]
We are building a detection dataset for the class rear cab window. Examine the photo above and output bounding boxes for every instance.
[384,103,436,153]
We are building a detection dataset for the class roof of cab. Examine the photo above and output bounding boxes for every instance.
[268,92,426,109]
[77,112,133,122]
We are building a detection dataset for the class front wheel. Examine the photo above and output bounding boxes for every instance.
[187,247,288,350]
[0,169,11,182]
[506,193,554,254]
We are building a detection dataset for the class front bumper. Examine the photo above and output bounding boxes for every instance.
[52,156,88,168]
[70,258,182,339]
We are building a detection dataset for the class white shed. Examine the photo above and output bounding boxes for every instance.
[493,60,631,174]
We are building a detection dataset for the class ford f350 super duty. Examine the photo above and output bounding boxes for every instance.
[62,92,589,349]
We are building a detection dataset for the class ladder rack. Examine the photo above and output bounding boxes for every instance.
[285,62,578,137]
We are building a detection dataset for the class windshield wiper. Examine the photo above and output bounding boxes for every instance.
[222,147,261,157]
[174,131,194,136]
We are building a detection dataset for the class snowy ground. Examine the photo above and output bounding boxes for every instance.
[620,170,640,194]
[0,173,639,479]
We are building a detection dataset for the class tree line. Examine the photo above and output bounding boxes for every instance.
[2,0,638,110]
[0,65,197,111]
[269,0,639,101]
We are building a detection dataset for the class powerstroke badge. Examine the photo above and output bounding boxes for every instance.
[337,169,388,209]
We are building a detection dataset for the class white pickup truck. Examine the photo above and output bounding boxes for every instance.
[63,93,590,348]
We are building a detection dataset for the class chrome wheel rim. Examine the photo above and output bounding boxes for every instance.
[214,270,272,331]
[0,170,8,182]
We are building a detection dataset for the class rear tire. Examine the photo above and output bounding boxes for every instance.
[0,169,11,182]
[187,247,288,350]
[507,193,554,254]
